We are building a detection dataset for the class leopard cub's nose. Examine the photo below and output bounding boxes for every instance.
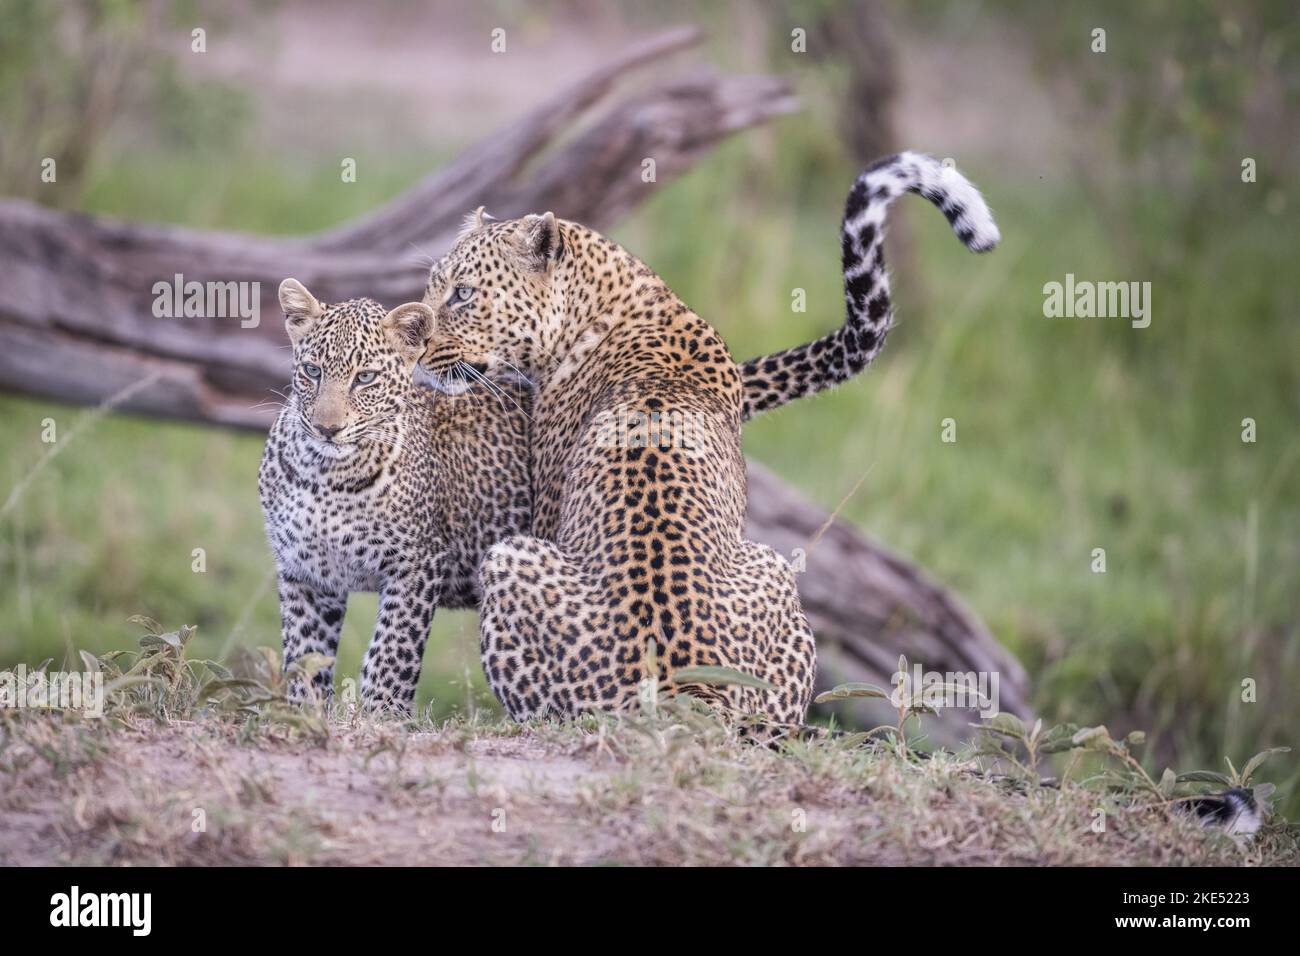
[317,424,343,440]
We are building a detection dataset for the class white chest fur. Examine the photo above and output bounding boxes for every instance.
[259,412,414,595]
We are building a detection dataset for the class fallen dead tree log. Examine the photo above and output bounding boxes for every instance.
[746,462,1031,732]
[0,28,1031,734]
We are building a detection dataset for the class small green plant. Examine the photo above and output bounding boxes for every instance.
[97,615,213,718]
[95,616,329,739]
[815,654,982,755]
[970,714,1101,783]
[971,714,1290,819]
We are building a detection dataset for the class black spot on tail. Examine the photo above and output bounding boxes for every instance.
[845,271,875,311]
[843,181,869,222]
[866,292,889,321]
[840,232,856,272]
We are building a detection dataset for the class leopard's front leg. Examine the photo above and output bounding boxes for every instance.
[278,575,348,703]
[360,556,444,714]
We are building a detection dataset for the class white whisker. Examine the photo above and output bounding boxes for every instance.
[494,355,535,387]
[461,361,531,422]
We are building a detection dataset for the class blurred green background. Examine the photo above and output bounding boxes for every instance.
[1,1,1297,806]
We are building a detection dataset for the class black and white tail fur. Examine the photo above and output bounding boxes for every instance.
[1186,787,1266,839]
[739,152,1000,420]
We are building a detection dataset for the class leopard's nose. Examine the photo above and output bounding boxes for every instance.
[317,424,342,440]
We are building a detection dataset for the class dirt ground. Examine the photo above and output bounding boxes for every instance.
[2,711,1295,867]
[2,721,617,866]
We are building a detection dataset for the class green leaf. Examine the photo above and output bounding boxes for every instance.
[1038,723,1084,753]
[121,652,160,678]
[127,615,163,636]
[981,713,1027,739]
[670,665,773,690]
[1175,770,1233,786]
[1071,725,1113,750]
[1251,782,1277,805]
[103,674,164,698]
[1037,740,1078,754]
[140,630,184,651]
[1126,730,1147,747]
[813,682,890,704]
[196,678,267,704]
[1240,747,1291,785]
[287,653,334,683]
[1158,767,1177,797]
[923,682,993,706]
[1225,755,1240,781]
[972,734,1007,756]
[195,660,233,680]
[258,646,281,670]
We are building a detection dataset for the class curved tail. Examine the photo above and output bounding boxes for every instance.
[740,152,999,421]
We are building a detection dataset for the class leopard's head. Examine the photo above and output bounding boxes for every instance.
[279,279,432,458]
[414,209,567,394]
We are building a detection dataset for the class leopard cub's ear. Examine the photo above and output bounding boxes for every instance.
[381,302,435,356]
[279,278,323,344]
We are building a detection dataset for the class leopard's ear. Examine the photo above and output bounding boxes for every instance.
[279,279,323,344]
[519,211,562,269]
[381,302,434,356]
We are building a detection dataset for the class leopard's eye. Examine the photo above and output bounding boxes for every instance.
[354,370,378,386]
[302,363,322,379]
[453,286,475,303]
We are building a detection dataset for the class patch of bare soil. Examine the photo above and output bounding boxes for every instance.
[1,723,626,866]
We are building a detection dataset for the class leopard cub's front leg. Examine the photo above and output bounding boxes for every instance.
[359,556,445,714]
[278,575,348,703]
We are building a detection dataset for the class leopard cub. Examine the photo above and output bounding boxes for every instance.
[259,280,531,712]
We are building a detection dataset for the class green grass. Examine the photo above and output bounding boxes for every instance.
[78,149,453,236]
[1,119,1297,813]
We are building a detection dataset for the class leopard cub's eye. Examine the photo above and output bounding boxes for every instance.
[302,363,322,379]
[453,286,475,303]
[354,370,378,386]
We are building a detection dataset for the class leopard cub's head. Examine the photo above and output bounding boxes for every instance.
[414,208,568,394]
[279,279,433,458]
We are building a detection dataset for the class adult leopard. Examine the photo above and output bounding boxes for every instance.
[413,152,999,724]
